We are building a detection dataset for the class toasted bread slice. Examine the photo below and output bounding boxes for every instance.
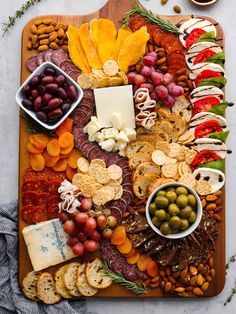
[55,265,72,299]
[147,178,175,196]
[154,120,177,143]
[126,140,155,159]
[128,152,151,170]
[171,96,192,123]
[133,162,161,180]
[76,264,97,297]
[136,127,152,135]
[37,272,61,304]
[150,125,170,142]
[85,258,112,289]
[64,262,81,297]
[136,133,162,144]
[133,174,158,199]
[22,271,41,301]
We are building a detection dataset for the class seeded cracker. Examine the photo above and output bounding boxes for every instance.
[185,149,197,165]
[108,165,122,180]
[162,163,178,178]
[93,186,115,205]
[178,174,196,189]
[106,181,121,194]
[103,60,119,76]
[176,146,186,161]
[117,71,128,85]
[90,159,106,168]
[196,179,212,196]
[114,185,123,200]
[77,157,90,173]
[94,167,110,184]
[164,156,177,165]
[168,143,181,158]
[77,73,94,89]
[152,150,167,165]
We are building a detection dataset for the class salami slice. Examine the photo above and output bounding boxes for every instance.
[31,205,48,223]
[122,173,132,184]
[79,103,94,114]
[48,194,60,206]
[122,183,133,191]
[110,206,123,220]
[122,190,134,204]
[74,133,88,148]
[22,179,48,193]
[73,110,88,126]
[37,52,45,65]
[24,168,38,181]
[111,200,127,212]
[107,154,120,166]
[21,205,34,224]
[136,268,149,280]
[98,151,110,164]
[50,172,66,182]
[113,258,126,274]
[122,167,132,177]
[36,168,53,181]
[88,146,102,161]
[117,158,128,169]
[37,192,50,207]
[68,70,81,82]
[123,265,138,281]
[48,181,61,195]
[51,49,69,66]
[47,203,59,219]
[80,141,94,153]
[27,55,39,72]
[102,246,115,260]
[59,59,74,71]
[43,49,53,62]
[83,89,94,101]
[23,191,39,206]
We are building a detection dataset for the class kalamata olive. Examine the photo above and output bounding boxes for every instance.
[64,98,72,105]
[30,75,40,87]
[39,73,46,81]
[34,96,42,111]
[38,84,46,95]
[31,89,39,98]
[48,108,63,119]
[63,82,69,89]
[22,99,32,109]
[48,118,59,125]
[61,103,71,113]
[42,75,55,85]
[48,97,62,111]
[67,85,78,101]
[22,85,31,95]
[55,74,66,86]
[45,83,59,94]
[58,87,67,100]
[36,111,48,123]
[44,67,56,76]
[27,96,34,102]
[42,93,53,105]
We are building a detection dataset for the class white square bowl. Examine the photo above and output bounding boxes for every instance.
[16,61,83,130]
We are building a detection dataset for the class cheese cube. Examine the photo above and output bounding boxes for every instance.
[110,112,125,130]
[123,128,136,141]
[119,149,126,157]
[116,130,129,143]
[95,132,105,143]
[22,219,75,271]
[87,124,100,137]
[112,142,119,152]
[104,127,119,139]
[118,142,127,151]
[99,139,116,152]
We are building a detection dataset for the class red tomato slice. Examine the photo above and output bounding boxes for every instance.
[47,204,59,219]
[194,49,216,65]
[195,120,223,138]
[186,28,206,49]
[21,205,34,224]
[193,96,221,116]
[31,205,48,223]
[22,191,39,206]
[191,149,221,168]
[195,70,221,86]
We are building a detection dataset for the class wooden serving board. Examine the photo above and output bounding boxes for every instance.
[19,0,225,297]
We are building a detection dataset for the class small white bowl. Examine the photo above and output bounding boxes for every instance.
[146,182,202,239]
[16,62,83,130]
[189,0,219,6]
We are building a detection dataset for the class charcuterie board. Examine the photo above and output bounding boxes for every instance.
[18,0,226,300]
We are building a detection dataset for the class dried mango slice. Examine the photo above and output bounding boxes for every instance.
[78,23,102,69]
[67,25,91,74]
[90,18,99,45]
[112,25,132,61]
[118,26,150,73]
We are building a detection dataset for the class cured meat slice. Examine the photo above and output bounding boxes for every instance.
[98,151,110,164]
[74,133,88,148]
[48,195,60,206]
[37,192,50,207]
[122,167,132,178]
[24,168,38,181]
[111,200,126,212]
[123,265,138,281]
[37,52,45,65]
[117,158,128,169]
[122,189,134,204]
[102,246,115,260]
[27,55,39,72]
[113,258,126,274]
[73,110,88,126]
[68,70,81,81]
[51,49,69,66]
[88,146,102,160]
[31,205,48,223]
[21,205,34,224]
[122,173,132,184]
[59,59,74,71]
[107,154,121,166]
[47,180,61,195]
[136,269,149,280]
[47,203,59,219]
[23,191,38,206]
[80,141,95,155]
[110,206,123,220]
[22,179,48,193]
[43,49,53,62]
[122,183,133,191]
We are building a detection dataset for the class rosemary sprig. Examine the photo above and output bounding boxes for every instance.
[123,2,181,35]
[21,113,55,136]
[226,253,236,271]
[2,0,43,36]
[102,261,147,295]
[224,280,236,306]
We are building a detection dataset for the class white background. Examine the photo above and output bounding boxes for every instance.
[0,0,235,313]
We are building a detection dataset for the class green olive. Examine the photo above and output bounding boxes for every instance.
[165,191,177,203]
[155,209,167,221]
[188,194,197,207]
[175,186,188,196]
[180,218,189,230]
[168,203,180,216]
[180,205,192,218]
[169,216,181,229]
[157,190,166,197]
[160,222,171,235]
[176,195,189,208]
[166,187,175,192]
[188,211,197,223]
[166,213,171,221]
[155,196,169,208]
[149,203,157,216]
[152,216,161,227]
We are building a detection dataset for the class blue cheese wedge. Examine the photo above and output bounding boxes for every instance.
[22,219,75,271]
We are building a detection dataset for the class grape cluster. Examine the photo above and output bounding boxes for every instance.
[128,52,184,108]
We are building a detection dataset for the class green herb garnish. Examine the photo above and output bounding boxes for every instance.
[200,158,225,171]
[207,102,228,115]
[198,77,227,89]
[102,261,147,295]
[206,52,225,67]
[123,2,180,35]
[209,131,229,143]
[197,31,216,43]
[21,113,55,136]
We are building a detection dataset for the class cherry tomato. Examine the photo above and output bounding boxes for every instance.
[193,96,221,116]
[75,212,88,225]
[195,70,221,87]
[191,149,221,168]
[72,242,84,256]
[85,217,97,230]
[90,230,101,242]
[58,212,69,222]
[63,220,76,235]
[195,120,223,138]
[67,236,79,247]
[84,240,99,252]
[102,227,113,239]
[107,216,117,228]
[186,28,206,49]
[194,49,216,65]
[97,215,107,229]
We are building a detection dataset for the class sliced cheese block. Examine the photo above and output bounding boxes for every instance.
[189,63,225,81]
[94,85,135,129]
[193,138,228,159]
[179,18,217,48]
[186,42,222,69]
[190,86,224,104]
[193,168,225,193]
[22,219,75,271]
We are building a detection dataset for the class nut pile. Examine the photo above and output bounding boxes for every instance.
[200,190,223,222]
[27,19,68,51]
[175,68,193,97]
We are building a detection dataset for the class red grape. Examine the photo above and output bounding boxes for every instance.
[80,198,92,211]
[163,73,173,86]
[156,85,168,99]
[150,92,159,101]
[72,242,84,256]
[77,231,87,242]
[58,212,68,222]
[168,83,184,97]
[163,94,175,108]
[127,72,136,84]
[84,240,99,252]
[143,53,157,66]
[75,212,88,225]
[140,66,152,78]
[97,215,107,229]
[102,227,113,239]
[90,230,101,242]
[107,216,117,228]
[86,217,97,230]
[139,83,154,93]
[147,52,158,58]
[67,236,79,247]
[63,220,76,234]
[134,74,145,86]
[83,225,93,237]
[151,72,163,86]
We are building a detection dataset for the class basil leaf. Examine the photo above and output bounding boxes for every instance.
[198,31,216,43]
[209,131,229,143]
[206,52,225,67]
[198,77,227,89]
[200,158,225,171]
[207,102,228,115]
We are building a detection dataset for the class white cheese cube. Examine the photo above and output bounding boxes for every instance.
[118,142,127,151]
[99,139,116,152]
[112,142,119,152]
[116,130,129,143]
[104,127,119,139]
[95,132,105,143]
[87,124,100,137]
[123,128,136,141]
[110,112,125,130]
[119,149,126,157]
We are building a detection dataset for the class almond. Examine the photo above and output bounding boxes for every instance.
[202,282,209,291]
[206,203,216,210]
[189,266,198,275]
[208,257,214,268]
[164,282,172,293]
[193,287,204,296]
[197,274,204,286]
[206,195,217,202]
[175,287,185,292]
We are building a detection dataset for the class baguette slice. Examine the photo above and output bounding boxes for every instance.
[86,258,112,289]
[76,263,97,296]
[136,133,162,144]
[133,174,158,199]
[125,140,155,159]
[171,96,192,123]
[55,265,72,299]
[37,272,62,304]
[128,152,151,170]
[133,162,161,180]
[22,271,41,301]
[64,262,81,297]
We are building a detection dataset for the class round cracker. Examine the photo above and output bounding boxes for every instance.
[94,168,110,184]
[77,73,94,89]
[168,143,181,158]
[113,185,123,200]
[164,156,177,165]
[108,165,122,180]
[77,157,90,173]
[106,181,121,194]
[185,149,197,165]
[152,150,167,166]
[90,159,106,168]
[103,60,119,76]
[117,71,128,84]
[195,179,212,196]
[161,163,178,178]
[178,174,196,189]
